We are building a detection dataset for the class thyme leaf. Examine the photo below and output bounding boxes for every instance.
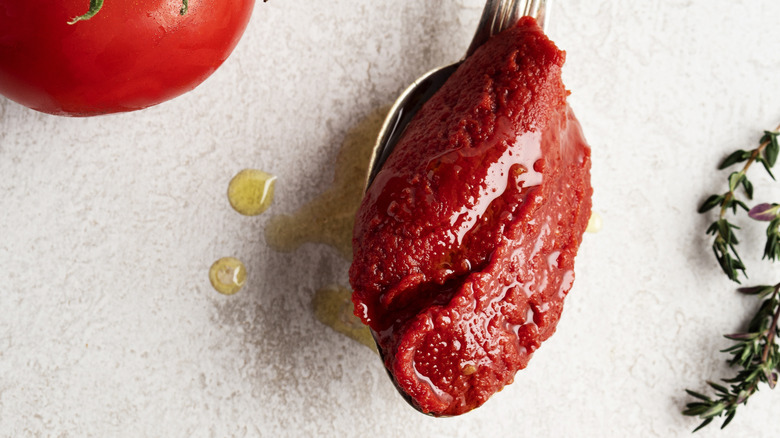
[698,124,780,282]
[685,123,780,431]
[683,284,780,431]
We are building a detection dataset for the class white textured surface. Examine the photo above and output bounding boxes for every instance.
[2,0,780,436]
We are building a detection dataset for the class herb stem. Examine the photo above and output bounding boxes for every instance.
[718,123,780,220]
[762,285,780,363]
[718,193,734,220]
[687,123,780,431]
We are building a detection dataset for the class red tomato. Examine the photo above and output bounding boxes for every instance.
[0,0,255,116]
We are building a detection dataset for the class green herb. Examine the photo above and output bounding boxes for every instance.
[698,128,780,282]
[684,124,780,431]
[683,284,780,431]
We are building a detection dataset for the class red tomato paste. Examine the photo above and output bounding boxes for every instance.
[350,17,592,416]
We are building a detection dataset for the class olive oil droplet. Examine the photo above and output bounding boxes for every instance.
[228,169,277,216]
[209,257,247,295]
[313,286,377,353]
[265,106,390,260]
[586,211,602,234]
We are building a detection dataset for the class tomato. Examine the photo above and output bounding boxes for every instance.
[0,0,255,116]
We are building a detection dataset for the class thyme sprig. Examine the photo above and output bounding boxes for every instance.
[698,126,780,282]
[683,283,780,431]
[684,124,780,432]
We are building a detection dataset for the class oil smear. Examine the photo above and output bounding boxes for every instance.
[265,106,390,260]
[209,257,247,295]
[586,211,602,234]
[228,169,277,216]
[313,285,378,353]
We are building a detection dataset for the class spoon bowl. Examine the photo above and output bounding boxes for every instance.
[361,0,551,414]
[363,0,550,190]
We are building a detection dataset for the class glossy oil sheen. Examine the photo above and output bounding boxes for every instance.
[350,17,593,416]
[209,257,247,295]
[313,286,378,352]
[228,169,277,217]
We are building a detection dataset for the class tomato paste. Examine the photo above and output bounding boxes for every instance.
[350,17,592,416]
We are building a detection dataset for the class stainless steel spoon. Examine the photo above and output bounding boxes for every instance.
[363,0,550,191]
[362,0,550,414]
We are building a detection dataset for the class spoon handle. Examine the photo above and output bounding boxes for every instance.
[464,0,549,59]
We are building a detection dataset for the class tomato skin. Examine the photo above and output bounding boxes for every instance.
[0,0,255,116]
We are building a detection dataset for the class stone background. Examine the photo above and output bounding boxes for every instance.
[2,0,780,436]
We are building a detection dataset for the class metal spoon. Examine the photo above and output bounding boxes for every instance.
[362,0,550,414]
[363,0,550,191]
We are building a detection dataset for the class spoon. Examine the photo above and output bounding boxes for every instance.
[362,0,550,413]
[364,0,550,191]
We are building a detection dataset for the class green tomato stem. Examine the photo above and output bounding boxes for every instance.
[69,0,189,24]
[68,0,104,24]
